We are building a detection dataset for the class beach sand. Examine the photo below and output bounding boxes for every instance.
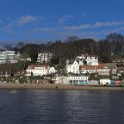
[0,83,124,91]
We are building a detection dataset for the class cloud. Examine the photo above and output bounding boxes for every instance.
[31,27,71,38]
[65,21,124,31]
[59,15,74,24]
[30,25,113,40]
[32,27,55,32]
[111,26,124,32]
[31,26,100,39]
[31,27,62,37]
[0,23,14,34]
[17,15,38,26]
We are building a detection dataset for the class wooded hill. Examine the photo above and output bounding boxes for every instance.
[3,32,124,67]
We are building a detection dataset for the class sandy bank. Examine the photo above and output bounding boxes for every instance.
[0,83,124,91]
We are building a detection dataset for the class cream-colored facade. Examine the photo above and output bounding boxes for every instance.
[37,52,53,63]
[26,65,56,76]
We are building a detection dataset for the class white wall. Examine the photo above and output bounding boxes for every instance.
[26,67,49,76]
[55,76,88,84]
[100,79,111,85]
[66,60,80,74]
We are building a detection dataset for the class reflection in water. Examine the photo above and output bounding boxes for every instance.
[9,90,18,94]
[0,90,124,124]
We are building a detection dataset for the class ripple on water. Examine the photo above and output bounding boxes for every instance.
[0,90,123,124]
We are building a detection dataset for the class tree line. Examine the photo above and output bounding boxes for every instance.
[2,32,124,68]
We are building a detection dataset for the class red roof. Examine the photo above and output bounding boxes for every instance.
[80,65,97,70]
[96,64,108,69]
[80,64,108,70]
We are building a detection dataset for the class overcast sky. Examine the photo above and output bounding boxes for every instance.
[0,0,124,46]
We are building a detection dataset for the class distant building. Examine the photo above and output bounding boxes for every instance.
[80,65,97,74]
[107,63,117,75]
[0,54,6,64]
[66,60,80,74]
[80,63,117,76]
[55,75,89,85]
[117,67,124,76]
[99,79,111,85]
[112,57,124,66]
[37,52,53,63]
[26,64,56,76]
[0,51,20,64]
[66,54,98,74]
[96,64,111,76]
[76,54,99,66]
[86,56,98,66]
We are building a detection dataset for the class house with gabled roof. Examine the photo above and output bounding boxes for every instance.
[96,64,110,76]
[66,60,80,74]
[66,55,98,75]
[80,63,117,76]
[76,54,99,66]
[26,64,56,76]
[80,65,97,74]
[107,63,117,75]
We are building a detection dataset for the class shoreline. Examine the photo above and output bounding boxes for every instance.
[0,83,124,91]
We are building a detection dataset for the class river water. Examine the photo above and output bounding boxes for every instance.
[0,89,124,124]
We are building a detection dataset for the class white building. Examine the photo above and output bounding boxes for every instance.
[99,79,111,85]
[26,64,56,76]
[86,56,98,66]
[37,52,53,63]
[76,54,99,66]
[80,65,97,74]
[0,54,6,64]
[0,51,20,64]
[49,67,56,74]
[66,60,80,74]
[55,75,88,85]
[55,76,70,84]
[68,75,88,85]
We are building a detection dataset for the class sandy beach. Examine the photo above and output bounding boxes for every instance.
[0,83,124,91]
